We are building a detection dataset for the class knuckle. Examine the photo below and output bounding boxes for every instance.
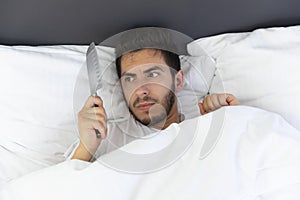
[216,93,222,99]
[96,96,103,103]
[89,95,95,102]
[78,110,84,119]
[93,107,100,113]
[95,104,104,112]
[211,94,217,99]
[208,105,214,111]
[88,95,93,100]
[96,114,104,121]
[97,106,105,113]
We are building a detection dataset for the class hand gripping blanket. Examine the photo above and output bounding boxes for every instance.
[1,106,300,200]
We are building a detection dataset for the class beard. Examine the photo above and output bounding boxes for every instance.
[129,87,175,127]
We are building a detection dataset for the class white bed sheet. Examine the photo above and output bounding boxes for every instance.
[1,106,300,200]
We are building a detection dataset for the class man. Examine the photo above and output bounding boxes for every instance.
[71,29,239,162]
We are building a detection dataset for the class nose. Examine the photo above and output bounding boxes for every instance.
[135,84,150,98]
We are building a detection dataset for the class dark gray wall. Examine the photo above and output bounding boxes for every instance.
[1,0,299,45]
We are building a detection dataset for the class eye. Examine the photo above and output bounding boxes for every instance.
[124,76,135,82]
[148,72,159,78]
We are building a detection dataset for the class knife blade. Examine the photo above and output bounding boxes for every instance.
[86,42,102,138]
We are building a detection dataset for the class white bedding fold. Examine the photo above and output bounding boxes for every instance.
[1,106,300,200]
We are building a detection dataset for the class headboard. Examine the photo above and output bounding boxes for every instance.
[1,0,299,45]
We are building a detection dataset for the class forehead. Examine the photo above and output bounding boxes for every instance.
[120,49,167,73]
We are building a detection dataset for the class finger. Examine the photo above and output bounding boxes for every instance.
[78,111,107,139]
[210,94,222,109]
[84,95,103,108]
[87,106,107,118]
[225,94,240,106]
[88,120,107,138]
[202,96,209,112]
[198,102,208,115]
[81,113,107,124]
[203,95,214,112]
[217,94,228,106]
[78,108,106,121]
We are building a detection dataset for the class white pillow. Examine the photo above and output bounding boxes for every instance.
[0,45,88,183]
[188,25,300,130]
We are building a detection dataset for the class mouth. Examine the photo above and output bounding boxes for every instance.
[136,102,156,111]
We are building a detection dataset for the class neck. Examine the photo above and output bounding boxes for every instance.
[152,99,180,130]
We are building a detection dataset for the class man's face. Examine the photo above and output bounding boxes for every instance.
[120,49,176,126]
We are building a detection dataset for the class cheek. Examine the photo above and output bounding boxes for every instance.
[152,82,173,95]
[121,86,131,104]
[124,90,138,110]
[144,86,169,104]
[122,84,140,103]
[124,91,133,105]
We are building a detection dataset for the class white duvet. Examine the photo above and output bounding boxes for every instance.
[1,106,300,200]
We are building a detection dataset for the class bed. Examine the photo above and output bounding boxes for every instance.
[1,0,300,199]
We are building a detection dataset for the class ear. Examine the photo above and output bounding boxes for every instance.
[175,70,184,93]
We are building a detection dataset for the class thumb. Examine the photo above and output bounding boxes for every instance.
[198,102,208,115]
[225,94,240,106]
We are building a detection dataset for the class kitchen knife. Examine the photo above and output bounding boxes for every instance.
[86,42,102,138]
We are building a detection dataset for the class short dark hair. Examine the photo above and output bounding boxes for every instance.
[116,49,180,78]
[115,27,181,78]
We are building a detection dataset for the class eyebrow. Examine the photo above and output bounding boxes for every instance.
[121,65,165,77]
[121,72,136,77]
[143,66,165,74]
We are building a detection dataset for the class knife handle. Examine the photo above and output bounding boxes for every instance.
[92,93,102,138]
